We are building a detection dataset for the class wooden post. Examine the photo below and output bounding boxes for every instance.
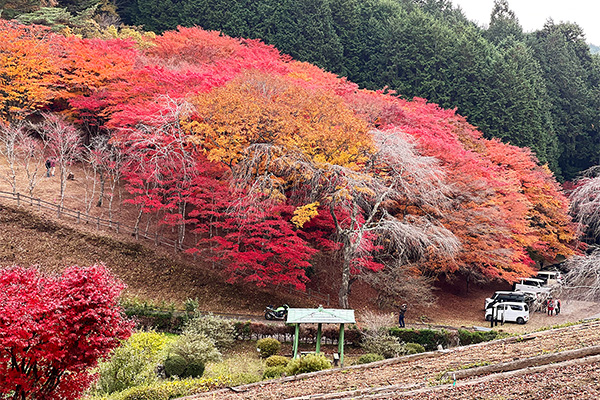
[16,193,20,206]
[77,211,81,224]
[96,216,100,229]
[316,323,322,354]
[293,323,300,359]
[37,198,41,211]
[116,222,120,233]
[338,323,345,367]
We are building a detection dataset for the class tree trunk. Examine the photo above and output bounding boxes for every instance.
[338,242,354,309]
[97,171,105,207]
[339,260,350,309]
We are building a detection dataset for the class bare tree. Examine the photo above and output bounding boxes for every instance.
[361,263,437,309]
[0,122,22,194]
[119,97,197,248]
[232,129,460,308]
[88,134,125,220]
[0,122,48,196]
[569,166,600,239]
[558,250,600,302]
[40,113,82,208]
[17,132,47,197]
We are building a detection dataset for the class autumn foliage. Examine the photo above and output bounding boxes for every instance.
[0,264,132,399]
[0,21,580,306]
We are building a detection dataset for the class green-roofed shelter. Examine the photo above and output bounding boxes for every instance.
[287,306,355,366]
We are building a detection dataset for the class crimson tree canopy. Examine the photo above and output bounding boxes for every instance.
[0,264,132,400]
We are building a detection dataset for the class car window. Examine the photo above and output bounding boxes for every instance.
[510,305,522,311]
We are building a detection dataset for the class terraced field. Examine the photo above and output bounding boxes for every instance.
[185,320,600,400]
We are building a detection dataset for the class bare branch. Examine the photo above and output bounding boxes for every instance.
[558,250,600,302]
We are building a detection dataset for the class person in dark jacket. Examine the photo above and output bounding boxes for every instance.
[398,304,407,328]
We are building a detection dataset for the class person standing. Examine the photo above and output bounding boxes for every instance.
[547,297,554,316]
[45,158,52,177]
[398,304,407,328]
[555,299,561,315]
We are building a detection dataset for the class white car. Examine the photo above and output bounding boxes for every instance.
[484,291,535,309]
[485,301,529,324]
[536,270,563,286]
[514,277,551,295]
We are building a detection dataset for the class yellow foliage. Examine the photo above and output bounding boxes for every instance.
[184,72,374,168]
[291,202,320,228]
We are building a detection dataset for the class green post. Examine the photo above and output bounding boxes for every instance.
[316,323,322,354]
[338,323,345,367]
[293,323,300,358]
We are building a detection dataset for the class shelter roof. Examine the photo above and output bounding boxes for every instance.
[286,306,355,324]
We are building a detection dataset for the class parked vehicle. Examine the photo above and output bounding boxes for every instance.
[264,304,289,320]
[485,291,535,309]
[513,277,551,294]
[536,270,563,286]
[485,301,529,324]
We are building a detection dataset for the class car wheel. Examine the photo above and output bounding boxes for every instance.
[485,314,492,321]
[516,317,525,325]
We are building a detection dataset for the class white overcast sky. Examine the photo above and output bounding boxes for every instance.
[451,0,600,45]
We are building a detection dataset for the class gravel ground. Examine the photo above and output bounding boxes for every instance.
[390,358,600,400]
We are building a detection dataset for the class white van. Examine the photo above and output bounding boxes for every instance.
[485,302,529,324]
[536,271,563,286]
[484,291,535,309]
[514,278,551,294]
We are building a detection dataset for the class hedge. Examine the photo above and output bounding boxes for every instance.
[388,328,452,351]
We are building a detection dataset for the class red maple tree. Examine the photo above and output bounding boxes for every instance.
[0,264,132,399]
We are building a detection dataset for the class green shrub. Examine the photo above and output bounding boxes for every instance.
[95,331,172,394]
[286,353,332,375]
[357,353,385,364]
[404,342,426,355]
[185,361,206,378]
[164,353,205,379]
[256,338,281,358]
[458,329,499,345]
[164,354,187,378]
[389,328,451,351]
[168,332,221,367]
[265,355,289,368]
[204,353,263,386]
[263,365,287,379]
[110,376,233,400]
[183,313,235,351]
[361,334,404,359]
[121,298,184,333]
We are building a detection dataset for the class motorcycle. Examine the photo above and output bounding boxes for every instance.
[264,304,289,320]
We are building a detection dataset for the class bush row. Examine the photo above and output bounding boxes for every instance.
[124,310,502,350]
[109,376,232,400]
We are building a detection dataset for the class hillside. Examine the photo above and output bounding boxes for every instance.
[1,187,597,333]
[0,21,581,314]
[186,320,600,399]
[0,202,298,313]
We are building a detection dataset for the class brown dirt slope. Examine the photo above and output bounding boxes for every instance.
[0,203,299,313]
